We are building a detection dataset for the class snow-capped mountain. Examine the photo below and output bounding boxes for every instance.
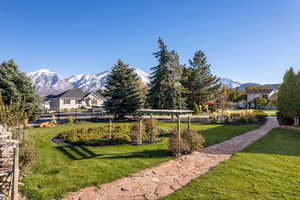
[27,68,150,96]
[27,69,277,96]
[68,71,109,92]
[219,78,242,88]
[27,69,73,96]
[134,68,150,84]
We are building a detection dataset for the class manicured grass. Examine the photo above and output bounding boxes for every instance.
[163,128,300,200]
[22,122,259,200]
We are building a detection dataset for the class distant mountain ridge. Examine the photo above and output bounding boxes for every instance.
[27,69,279,96]
[219,78,279,91]
[26,68,150,96]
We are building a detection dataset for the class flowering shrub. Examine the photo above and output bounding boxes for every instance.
[131,118,159,144]
[58,125,132,146]
[211,110,265,124]
[169,128,205,156]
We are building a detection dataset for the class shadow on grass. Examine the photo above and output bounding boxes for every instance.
[103,149,170,159]
[55,146,102,160]
[56,146,170,160]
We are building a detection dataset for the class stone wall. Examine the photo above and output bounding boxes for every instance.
[0,125,18,200]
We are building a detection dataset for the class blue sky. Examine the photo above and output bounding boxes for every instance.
[1,0,299,84]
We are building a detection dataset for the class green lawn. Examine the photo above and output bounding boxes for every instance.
[22,121,259,200]
[163,128,300,200]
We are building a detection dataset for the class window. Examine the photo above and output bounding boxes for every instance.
[92,99,97,105]
[63,99,70,104]
[76,99,82,104]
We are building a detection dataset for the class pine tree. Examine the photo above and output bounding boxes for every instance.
[277,67,298,124]
[147,38,182,109]
[181,50,221,109]
[0,60,39,119]
[104,60,143,119]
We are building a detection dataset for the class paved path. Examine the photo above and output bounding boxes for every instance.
[62,118,279,200]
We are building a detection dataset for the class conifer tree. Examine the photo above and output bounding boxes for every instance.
[0,60,39,119]
[147,38,182,109]
[104,60,143,119]
[181,50,221,109]
[277,67,298,124]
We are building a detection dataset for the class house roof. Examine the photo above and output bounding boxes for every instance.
[52,88,87,99]
[246,88,274,94]
[89,92,105,99]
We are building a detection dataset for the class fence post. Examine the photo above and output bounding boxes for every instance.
[12,146,19,200]
[177,115,181,157]
[109,118,112,139]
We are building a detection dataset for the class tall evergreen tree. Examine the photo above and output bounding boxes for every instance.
[147,38,182,109]
[277,67,298,124]
[181,50,221,109]
[0,60,39,119]
[104,60,143,119]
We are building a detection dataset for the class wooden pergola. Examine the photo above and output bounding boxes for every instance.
[136,109,194,156]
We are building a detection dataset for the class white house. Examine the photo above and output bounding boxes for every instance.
[45,88,105,111]
[246,88,275,102]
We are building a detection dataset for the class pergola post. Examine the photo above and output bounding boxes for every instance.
[138,118,143,145]
[188,116,191,131]
[177,115,181,157]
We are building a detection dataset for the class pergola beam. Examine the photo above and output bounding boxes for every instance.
[136,109,194,157]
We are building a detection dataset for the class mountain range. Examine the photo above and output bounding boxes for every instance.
[26,69,150,96]
[26,69,278,96]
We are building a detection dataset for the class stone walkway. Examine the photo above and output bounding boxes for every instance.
[62,118,279,200]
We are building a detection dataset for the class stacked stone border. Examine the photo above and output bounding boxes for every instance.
[0,125,19,200]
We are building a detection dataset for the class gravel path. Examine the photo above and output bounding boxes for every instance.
[62,118,279,200]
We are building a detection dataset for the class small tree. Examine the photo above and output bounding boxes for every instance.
[104,60,143,119]
[0,60,40,120]
[254,97,269,109]
[181,50,221,109]
[147,38,183,109]
[277,68,298,125]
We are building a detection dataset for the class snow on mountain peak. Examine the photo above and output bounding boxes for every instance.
[27,68,150,96]
[28,68,267,97]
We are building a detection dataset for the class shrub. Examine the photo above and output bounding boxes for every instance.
[19,139,36,175]
[131,122,145,144]
[224,112,232,123]
[276,112,294,125]
[144,118,158,143]
[210,112,219,123]
[111,133,132,145]
[66,116,75,124]
[254,111,267,122]
[169,128,205,156]
[60,125,132,146]
[182,129,205,152]
[193,103,202,114]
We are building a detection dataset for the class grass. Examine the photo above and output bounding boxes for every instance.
[22,121,259,200]
[163,128,300,200]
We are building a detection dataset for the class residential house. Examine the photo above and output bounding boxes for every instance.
[45,88,105,111]
[246,88,277,109]
[246,88,275,102]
